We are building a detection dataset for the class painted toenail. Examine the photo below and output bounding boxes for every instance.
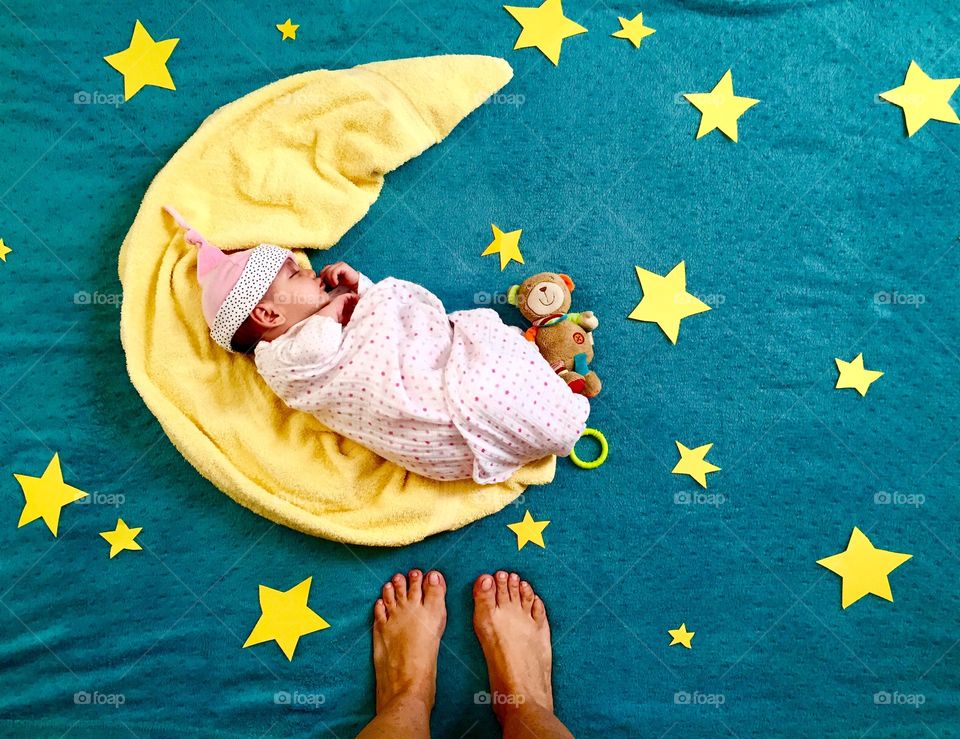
[481,576,493,591]
[428,572,440,584]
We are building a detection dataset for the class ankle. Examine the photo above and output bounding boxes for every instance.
[379,680,435,715]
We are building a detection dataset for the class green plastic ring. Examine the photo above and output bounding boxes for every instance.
[569,428,608,469]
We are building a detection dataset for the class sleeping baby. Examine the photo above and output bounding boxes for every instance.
[169,206,590,484]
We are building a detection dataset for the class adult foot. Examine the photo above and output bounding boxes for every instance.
[373,569,447,714]
[473,571,554,722]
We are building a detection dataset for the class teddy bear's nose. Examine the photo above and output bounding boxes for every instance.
[539,286,548,293]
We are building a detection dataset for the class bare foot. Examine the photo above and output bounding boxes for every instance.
[372,569,447,714]
[473,571,553,722]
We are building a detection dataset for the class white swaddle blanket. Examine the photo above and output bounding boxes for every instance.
[254,275,590,484]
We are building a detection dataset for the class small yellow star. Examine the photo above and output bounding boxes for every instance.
[482,224,524,270]
[684,69,759,142]
[0,238,11,262]
[276,18,299,41]
[507,510,550,550]
[104,20,179,101]
[672,441,720,488]
[14,453,87,537]
[503,0,587,66]
[99,518,143,558]
[880,61,960,137]
[243,577,330,660]
[835,353,883,397]
[611,12,655,48]
[628,261,711,343]
[668,623,695,648]
[817,527,912,609]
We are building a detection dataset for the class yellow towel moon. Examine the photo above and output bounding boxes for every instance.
[118,55,555,546]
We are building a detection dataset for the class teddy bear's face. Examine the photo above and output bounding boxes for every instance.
[516,273,573,320]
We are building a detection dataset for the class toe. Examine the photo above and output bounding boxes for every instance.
[494,570,509,606]
[424,570,446,607]
[532,595,548,624]
[374,598,387,624]
[520,580,535,613]
[508,572,521,603]
[473,573,496,615]
[407,569,423,602]
[392,572,407,600]
[382,581,396,608]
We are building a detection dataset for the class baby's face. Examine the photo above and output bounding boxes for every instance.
[265,259,332,327]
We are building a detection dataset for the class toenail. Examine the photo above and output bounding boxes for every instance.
[410,571,420,579]
[481,576,493,591]
[521,581,529,590]
[428,572,440,584]
[384,582,393,589]
[509,573,519,583]
[497,572,507,581]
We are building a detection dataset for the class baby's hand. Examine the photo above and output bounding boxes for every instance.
[319,261,360,291]
[317,291,360,325]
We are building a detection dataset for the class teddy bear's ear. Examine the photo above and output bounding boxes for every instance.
[507,284,521,306]
[559,274,575,292]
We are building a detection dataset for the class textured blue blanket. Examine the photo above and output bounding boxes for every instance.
[1,0,958,736]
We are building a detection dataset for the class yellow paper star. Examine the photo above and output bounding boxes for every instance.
[628,261,711,343]
[835,353,883,397]
[503,0,587,66]
[507,511,550,550]
[672,441,720,488]
[0,238,11,262]
[684,69,759,142]
[14,453,87,537]
[611,13,655,48]
[243,577,330,660]
[817,527,912,609]
[668,623,695,648]
[99,518,143,558]
[880,61,960,137]
[482,224,524,270]
[104,20,179,101]
[276,18,299,41]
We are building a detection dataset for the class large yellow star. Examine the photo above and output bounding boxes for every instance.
[668,623,695,648]
[14,453,87,537]
[482,224,524,270]
[503,0,587,66]
[276,19,299,41]
[100,519,143,558]
[0,238,11,262]
[507,510,550,550]
[628,261,711,343]
[684,69,759,142]
[817,527,912,609]
[880,61,960,137]
[611,13,655,48]
[104,20,179,101]
[835,353,883,397]
[243,577,330,660]
[672,441,720,488]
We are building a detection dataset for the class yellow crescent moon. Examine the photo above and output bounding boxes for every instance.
[119,55,555,546]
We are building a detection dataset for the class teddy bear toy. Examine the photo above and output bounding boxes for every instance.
[507,272,601,398]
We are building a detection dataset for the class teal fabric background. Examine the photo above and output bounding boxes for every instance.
[1,1,958,736]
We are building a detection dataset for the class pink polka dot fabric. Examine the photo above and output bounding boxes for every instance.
[255,275,590,484]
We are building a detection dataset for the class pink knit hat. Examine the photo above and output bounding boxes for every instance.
[163,206,295,351]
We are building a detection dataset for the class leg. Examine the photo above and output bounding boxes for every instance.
[357,570,447,739]
[473,571,574,739]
